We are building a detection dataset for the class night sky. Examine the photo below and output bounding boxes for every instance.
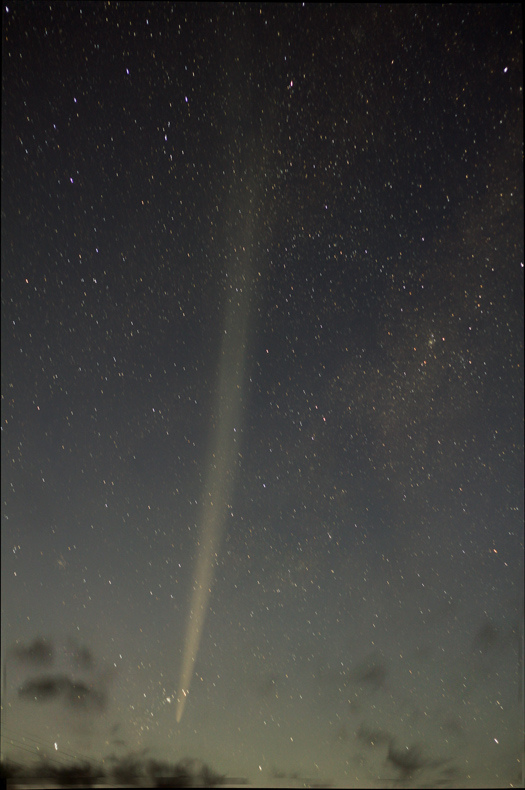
[1,3,523,788]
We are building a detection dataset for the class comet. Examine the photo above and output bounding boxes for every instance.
[176,243,254,724]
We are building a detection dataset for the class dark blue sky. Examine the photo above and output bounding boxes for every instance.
[1,3,523,787]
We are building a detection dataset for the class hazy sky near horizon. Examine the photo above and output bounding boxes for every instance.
[1,3,523,787]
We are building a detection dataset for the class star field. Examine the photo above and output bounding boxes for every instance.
[1,3,523,787]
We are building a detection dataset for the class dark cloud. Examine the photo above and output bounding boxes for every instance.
[384,740,452,785]
[472,620,500,654]
[108,752,148,785]
[104,753,233,787]
[269,766,323,786]
[356,724,391,747]
[351,657,388,689]
[150,757,227,787]
[386,741,427,779]
[18,674,107,711]
[440,715,463,738]
[18,675,59,702]
[1,753,244,787]
[9,638,53,666]
[47,762,104,786]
